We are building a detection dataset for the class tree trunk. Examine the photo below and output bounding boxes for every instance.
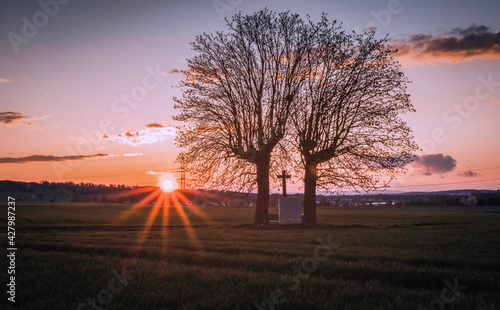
[303,162,318,224]
[254,154,271,224]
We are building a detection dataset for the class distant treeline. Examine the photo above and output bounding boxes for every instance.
[314,191,500,207]
[0,180,254,205]
[1,180,499,206]
[0,180,142,202]
[393,191,500,207]
[1,180,139,193]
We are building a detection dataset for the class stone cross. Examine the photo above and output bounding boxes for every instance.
[277,170,291,197]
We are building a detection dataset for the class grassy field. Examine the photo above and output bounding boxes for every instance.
[1,202,499,309]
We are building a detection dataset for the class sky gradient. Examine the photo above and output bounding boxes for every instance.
[1,0,499,192]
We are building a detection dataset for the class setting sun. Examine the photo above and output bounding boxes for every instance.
[159,176,177,192]
[161,179,174,191]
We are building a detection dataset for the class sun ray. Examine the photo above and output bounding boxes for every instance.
[109,186,156,199]
[144,193,164,227]
[170,192,203,250]
[175,191,218,225]
[116,189,161,221]
[109,183,225,255]
[161,193,171,241]
[136,192,164,247]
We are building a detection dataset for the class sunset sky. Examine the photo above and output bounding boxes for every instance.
[1,0,499,192]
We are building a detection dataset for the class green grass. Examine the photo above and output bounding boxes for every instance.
[1,203,499,309]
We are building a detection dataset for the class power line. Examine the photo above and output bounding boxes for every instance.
[454,166,500,173]
[178,158,187,190]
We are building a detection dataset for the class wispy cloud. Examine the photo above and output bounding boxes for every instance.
[392,24,500,65]
[146,171,166,176]
[123,153,143,156]
[363,26,378,32]
[0,153,111,164]
[164,69,182,74]
[458,170,479,177]
[0,78,12,83]
[410,153,457,175]
[0,111,48,126]
[102,126,177,146]
[491,98,500,104]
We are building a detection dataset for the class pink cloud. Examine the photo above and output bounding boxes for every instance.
[392,24,500,65]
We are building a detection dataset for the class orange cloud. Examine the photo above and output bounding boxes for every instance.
[0,153,111,164]
[145,123,166,128]
[491,98,500,104]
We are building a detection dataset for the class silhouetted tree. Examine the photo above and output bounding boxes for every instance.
[290,17,418,223]
[174,10,313,223]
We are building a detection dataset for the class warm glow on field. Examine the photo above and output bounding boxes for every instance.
[111,183,221,252]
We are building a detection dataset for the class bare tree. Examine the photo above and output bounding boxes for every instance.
[291,17,418,223]
[174,10,312,223]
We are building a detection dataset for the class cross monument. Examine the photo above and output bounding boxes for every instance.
[277,170,291,197]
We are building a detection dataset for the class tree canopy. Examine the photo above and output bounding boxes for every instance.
[289,17,418,223]
[174,10,314,223]
[174,10,418,224]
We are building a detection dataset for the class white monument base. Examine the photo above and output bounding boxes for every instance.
[278,197,302,224]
